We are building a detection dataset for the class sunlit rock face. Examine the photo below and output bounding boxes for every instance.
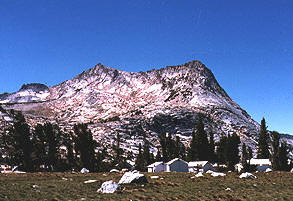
[0,61,261,153]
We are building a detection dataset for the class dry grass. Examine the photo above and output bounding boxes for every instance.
[0,171,292,200]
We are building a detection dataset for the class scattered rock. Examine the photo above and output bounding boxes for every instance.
[97,180,121,194]
[119,171,148,184]
[265,168,272,172]
[150,176,159,179]
[206,170,214,174]
[239,172,257,179]
[211,172,226,177]
[84,180,98,184]
[195,172,204,177]
[80,168,89,173]
[110,169,120,173]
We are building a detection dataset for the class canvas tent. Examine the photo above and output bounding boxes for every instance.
[147,161,166,173]
[166,158,188,172]
[249,159,272,172]
[188,161,215,173]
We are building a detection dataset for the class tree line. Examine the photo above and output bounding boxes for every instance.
[0,112,291,172]
[0,111,127,172]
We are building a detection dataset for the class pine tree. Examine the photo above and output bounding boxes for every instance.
[208,132,216,162]
[271,131,280,170]
[279,141,290,171]
[216,133,240,170]
[187,117,209,161]
[257,118,270,159]
[175,136,186,160]
[73,124,97,172]
[226,133,240,170]
[247,146,253,160]
[155,149,162,162]
[241,143,249,171]
[159,133,168,162]
[33,123,62,171]
[113,132,124,168]
[135,143,144,171]
[2,112,35,172]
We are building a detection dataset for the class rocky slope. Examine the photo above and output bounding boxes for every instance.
[0,60,262,154]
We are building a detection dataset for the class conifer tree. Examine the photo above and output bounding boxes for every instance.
[155,149,162,162]
[271,131,280,170]
[208,132,216,162]
[216,133,240,170]
[113,132,125,167]
[279,141,290,171]
[226,133,240,170]
[2,112,35,172]
[159,133,168,162]
[257,118,270,159]
[241,143,249,171]
[247,146,253,160]
[73,123,97,172]
[33,123,62,171]
[187,117,209,161]
[135,143,144,171]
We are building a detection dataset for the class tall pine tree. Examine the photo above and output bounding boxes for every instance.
[187,117,209,161]
[74,124,97,172]
[257,118,270,159]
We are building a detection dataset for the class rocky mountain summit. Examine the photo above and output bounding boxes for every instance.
[0,60,263,153]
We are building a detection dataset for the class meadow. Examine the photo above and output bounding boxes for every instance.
[0,171,292,201]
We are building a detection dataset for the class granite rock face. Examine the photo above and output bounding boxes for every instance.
[0,60,262,154]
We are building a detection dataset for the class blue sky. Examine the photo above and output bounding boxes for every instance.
[0,0,292,134]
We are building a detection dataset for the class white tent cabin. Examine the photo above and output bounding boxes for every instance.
[249,159,272,172]
[188,161,215,173]
[165,158,188,172]
[147,162,166,173]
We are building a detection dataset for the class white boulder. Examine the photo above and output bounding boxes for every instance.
[211,172,226,177]
[80,168,89,173]
[206,170,214,174]
[265,168,272,173]
[239,172,257,179]
[110,169,120,173]
[119,171,148,184]
[84,180,98,184]
[195,172,204,177]
[97,180,121,194]
[150,176,159,179]
[291,168,293,172]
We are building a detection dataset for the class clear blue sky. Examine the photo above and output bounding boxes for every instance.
[1,0,292,134]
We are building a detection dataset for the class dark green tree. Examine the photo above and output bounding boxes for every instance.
[216,133,240,170]
[1,112,35,172]
[208,132,216,162]
[241,143,249,171]
[155,149,162,162]
[279,141,290,171]
[73,124,97,172]
[271,131,280,170]
[226,133,241,170]
[33,123,63,171]
[175,136,186,160]
[247,146,253,160]
[187,117,209,161]
[134,143,144,171]
[257,118,270,159]
[112,132,125,168]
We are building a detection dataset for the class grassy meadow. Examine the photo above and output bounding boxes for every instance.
[0,171,292,201]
